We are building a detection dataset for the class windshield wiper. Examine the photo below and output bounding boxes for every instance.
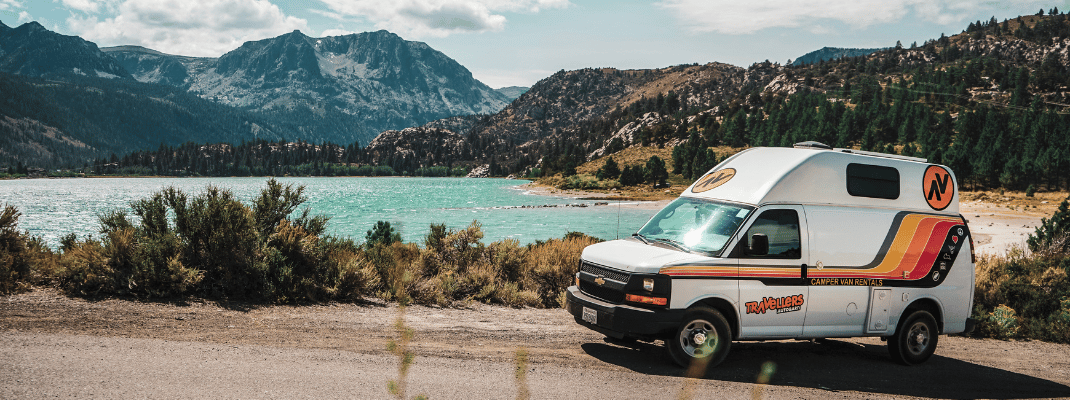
[654,237,691,253]
[631,233,651,244]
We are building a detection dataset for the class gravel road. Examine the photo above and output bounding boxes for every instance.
[2,289,1069,399]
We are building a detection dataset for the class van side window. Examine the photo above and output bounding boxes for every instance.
[742,209,801,259]
[846,163,900,199]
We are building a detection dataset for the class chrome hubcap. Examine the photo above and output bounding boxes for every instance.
[679,319,717,357]
[907,321,930,355]
[693,332,707,346]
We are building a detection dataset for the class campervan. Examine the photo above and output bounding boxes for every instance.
[566,142,976,367]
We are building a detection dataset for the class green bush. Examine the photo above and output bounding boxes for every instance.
[524,235,602,308]
[1028,197,1070,254]
[0,205,32,294]
[985,304,1021,339]
[50,179,369,302]
[973,239,1070,342]
[11,182,610,310]
[366,221,402,247]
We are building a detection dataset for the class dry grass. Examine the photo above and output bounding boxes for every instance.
[961,190,1070,217]
[577,146,675,175]
[617,64,734,107]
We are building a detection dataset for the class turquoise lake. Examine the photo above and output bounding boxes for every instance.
[0,177,659,247]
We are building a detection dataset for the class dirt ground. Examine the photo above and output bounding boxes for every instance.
[2,288,1070,399]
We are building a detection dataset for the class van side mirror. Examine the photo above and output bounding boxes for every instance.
[750,233,768,256]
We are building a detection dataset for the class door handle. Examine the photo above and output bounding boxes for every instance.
[801,264,807,282]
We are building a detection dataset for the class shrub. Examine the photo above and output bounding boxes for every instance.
[558,174,605,190]
[50,180,360,301]
[367,241,423,304]
[366,221,402,247]
[58,237,112,296]
[0,205,31,294]
[986,304,1021,339]
[1028,197,1070,254]
[972,240,1070,343]
[524,235,601,307]
[14,179,614,310]
[265,220,327,302]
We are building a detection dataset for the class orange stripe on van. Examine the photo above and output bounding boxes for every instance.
[809,214,960,280]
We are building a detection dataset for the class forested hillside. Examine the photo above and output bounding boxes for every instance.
[0,72,288,168]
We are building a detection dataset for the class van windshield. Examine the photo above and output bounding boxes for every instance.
[635,197,753,256]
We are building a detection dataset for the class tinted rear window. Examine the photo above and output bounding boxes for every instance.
[846,163,900,199]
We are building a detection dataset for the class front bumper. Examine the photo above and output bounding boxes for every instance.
[566,286,683,340]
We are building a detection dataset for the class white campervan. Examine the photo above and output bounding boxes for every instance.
[566,142,976,367]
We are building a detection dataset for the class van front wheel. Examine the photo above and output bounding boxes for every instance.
[888,310,938,365]
[667,308,731,368]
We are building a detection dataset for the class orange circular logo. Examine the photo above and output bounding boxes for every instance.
[923,165,954,211]
[692,168,736,193]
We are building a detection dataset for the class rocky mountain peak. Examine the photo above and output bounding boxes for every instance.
[215,29,321,82]
[0,21,130,79]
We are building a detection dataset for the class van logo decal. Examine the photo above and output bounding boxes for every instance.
[692,168,736,193]
[923,165,954,210]
[745,294,804,314]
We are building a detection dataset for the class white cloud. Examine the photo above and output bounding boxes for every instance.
[320,28,356,37]
[310,9,345,21]
[67,0,308,57]
[317,0,570,38]
[1,0,23,11]
[656,0,1046,34]
[60,0,104,13]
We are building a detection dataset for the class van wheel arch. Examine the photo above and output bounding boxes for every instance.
[898,298,944,334]
[692,297,740,338]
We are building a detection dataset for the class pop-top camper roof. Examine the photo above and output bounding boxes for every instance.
[684,144,960,215]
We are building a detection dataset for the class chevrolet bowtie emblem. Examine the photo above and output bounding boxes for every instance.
[594,277,606,285]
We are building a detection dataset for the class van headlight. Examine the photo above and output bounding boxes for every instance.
[643,278,655,291]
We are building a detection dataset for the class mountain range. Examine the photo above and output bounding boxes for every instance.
[0,20,512,167]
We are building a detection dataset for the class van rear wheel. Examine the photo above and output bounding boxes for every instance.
[888,310,938,365]
[667,308,731,368]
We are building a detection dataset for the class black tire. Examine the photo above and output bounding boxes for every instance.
[888,310,939,365]
[667,307,732,368]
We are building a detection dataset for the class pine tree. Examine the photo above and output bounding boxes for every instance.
[645,156,669,188]
[596,157,621,180]
[1027,197,1070,253]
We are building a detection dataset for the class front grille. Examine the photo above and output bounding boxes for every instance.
[580,262,630,283]
[580,280,625,304]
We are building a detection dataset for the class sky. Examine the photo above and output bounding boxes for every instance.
[2,0,1067,88]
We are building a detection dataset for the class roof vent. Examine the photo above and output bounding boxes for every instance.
[793,141,832,150]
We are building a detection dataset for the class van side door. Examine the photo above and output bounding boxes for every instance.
[800,205,889,337]
[734,205,810,339]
